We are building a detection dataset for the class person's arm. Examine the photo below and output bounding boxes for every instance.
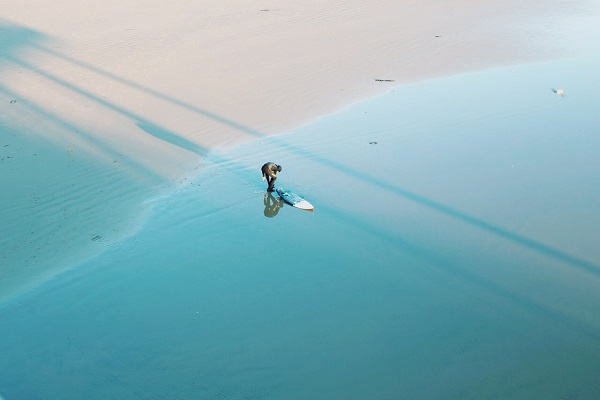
[266,166,278,179]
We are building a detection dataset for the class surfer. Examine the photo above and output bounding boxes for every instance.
[261,162,282,192]
[263,192,283,218]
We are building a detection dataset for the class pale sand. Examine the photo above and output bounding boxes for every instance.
[0,0,594,299]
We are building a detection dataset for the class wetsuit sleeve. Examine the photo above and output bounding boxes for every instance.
[265,165,278,178]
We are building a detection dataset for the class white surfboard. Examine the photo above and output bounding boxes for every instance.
[276,187,314,211]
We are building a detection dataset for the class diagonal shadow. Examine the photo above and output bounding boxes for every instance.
[3,21,598,280]
[136,122,206,156]
[32,44,265,140]
[2,21,599,350]
[262,136,600,276]
[0,83,163,184]
[5,54,210,155]
[319,201,600,339]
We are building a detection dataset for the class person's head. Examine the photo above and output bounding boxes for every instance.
[277,165,282,172]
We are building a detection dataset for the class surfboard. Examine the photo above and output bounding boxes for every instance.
[276,187,314,211]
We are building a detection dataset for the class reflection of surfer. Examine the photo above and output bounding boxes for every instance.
[263,192,283,218]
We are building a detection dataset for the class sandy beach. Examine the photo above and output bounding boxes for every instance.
[1,0,587,299]
[2,0,600,398]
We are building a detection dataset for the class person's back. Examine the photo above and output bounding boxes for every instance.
[261,162,282,192]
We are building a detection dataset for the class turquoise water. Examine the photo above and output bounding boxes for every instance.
[2,25,600,400]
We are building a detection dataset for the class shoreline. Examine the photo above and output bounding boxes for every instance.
[2,1,584,158]
[1,0,598,301]
[1,23,599,395]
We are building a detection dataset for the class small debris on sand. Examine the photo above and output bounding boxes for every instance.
[375,79,395,82]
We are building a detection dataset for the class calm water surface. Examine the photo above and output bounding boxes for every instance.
[1,25,600,399]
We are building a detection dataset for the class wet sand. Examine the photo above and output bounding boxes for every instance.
[1,1,600,398]
[0,0,592,299]
[2,15,600,397]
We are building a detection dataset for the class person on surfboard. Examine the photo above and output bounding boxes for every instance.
[261,162,282,192]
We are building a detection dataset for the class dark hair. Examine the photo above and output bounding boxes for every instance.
[277,165,282,172]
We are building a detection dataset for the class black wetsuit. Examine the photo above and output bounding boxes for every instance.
[261,162,280,192]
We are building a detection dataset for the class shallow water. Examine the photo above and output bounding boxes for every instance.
[2,20,600,400]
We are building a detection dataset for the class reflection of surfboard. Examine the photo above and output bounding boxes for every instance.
[276,187,314,211]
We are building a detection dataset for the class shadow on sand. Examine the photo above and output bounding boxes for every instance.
[1,21,598,331]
